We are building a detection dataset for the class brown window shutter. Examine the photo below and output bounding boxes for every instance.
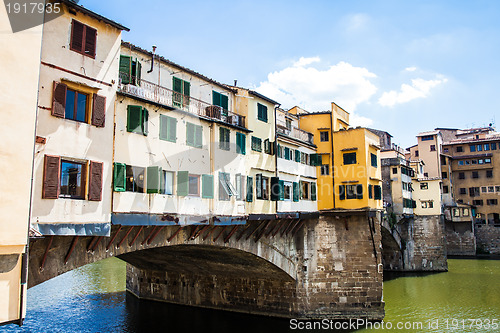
[88,161,103,201]
[84,26,97,58]
[42,155,61,199]
[70,20,84,53]
[91,94,106,127]
[52,81,67,118]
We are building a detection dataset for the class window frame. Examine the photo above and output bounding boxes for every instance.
[59,159,86,199]
[320,131,329,142]
[188,174,201,197]
[343,152,357,165]
[251,136,262,152]
[70,20,97,59]
[219,127,230,151]
[125,165,145,193]
[257,103,268,122]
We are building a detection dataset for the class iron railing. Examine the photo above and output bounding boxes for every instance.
[276,120,314,145]
[118,75,245,128]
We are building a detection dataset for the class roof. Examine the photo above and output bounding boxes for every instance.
[122,41,236,93]
[443,133,500,145]
[61,0,129,31]
[366,127,393,138]
[297,111,331,116]
[417,130,440,137]
[248,90,280,105]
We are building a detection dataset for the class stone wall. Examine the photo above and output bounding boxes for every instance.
[445,221,476,256]
[400,215,447,271]
[475,225,500,255]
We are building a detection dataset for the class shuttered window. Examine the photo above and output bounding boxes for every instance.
[371,153,378,167]
[186,122,203,148]
[257,103,268,122]
[70,20,97,58]
[52,82,66,118]
[236,132,246,155]
[270,177,280,201]
[127,105,148,136]
[235,174,245,201]
[295,150,301,162]
[219,127,230,150]
[91,95,106,127]
[173,77,190,109]
[339,185,345,200]
[212,91,229,112]
[264,139,274,155]
[246,176,253,202]
[374,185,382,200]
[160,115,177,142]
[113,163,126,192]
[147,166,162,193]
[42,155,61,199]
[368,184,373,199]
[125,165,145,193]
[256,174,263,199]
[161,171,174,195]
[343,152,357,165]
[284,147,290,160]
[356,184,363,199]
[219,172,235,201]
[311,182,317,201]
[202,174,214,199]
[310,154,321,166]
[88,161,103,201]
[177,171,189,196]
[251,136,262,152]
[188,175,200,196]
[293,182,300,202]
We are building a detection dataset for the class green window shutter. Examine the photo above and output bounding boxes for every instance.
[127,105,142,133]
[221,94,229,111]
[295,150,301,162]
[212,91,221,106]
[183,81,190,107]
[256,174,262,199]
[236,133,246,155]
[142,108,148,135]
[119,55,131,84]
[371,153,377,167]
[160,115,177,142]
[202,174,214,199]
[246,176,253,202]
[257,103,268,122]
[356,184,363,199]
[369,184,373,199]
[147,166,161,193]
[195,125,203,148]
[271,177,280,201]
[279,180,285,201]
[173,77,182,93]
[186,122,195,147]
[374,185,382,200]
[339,185,346,200]
[277,144,282,158]
[293,182,299,202]
[113,162,126,192]
[284,147,290,160]
[177,171,189,196]
[311,182,317,201]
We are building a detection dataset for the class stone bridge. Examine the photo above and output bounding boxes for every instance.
[380,214,448,272]
[28,210,384,320]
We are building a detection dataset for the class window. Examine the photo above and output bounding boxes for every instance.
[443,185,449,194]
[485,158,491,164]
[236,133,246,155]
[478,159,484,164]
[320,131,329,142]
[458,172,465,179]
[300,181,310,200]
[284,147,291,160]
[119,55,141,86]
[462,208,470,217]
[443,148,449,153]
[65,88,88,122]
[234,174,245,201]
[481,186,487,193]
[473,200,483,206]
[285,118,292,130]
[442,172,447,179]
[159,115,177,143]
[472,171,479,179]
[251,136,262,152]
[421,135,433,141]
[484,144,490,151]
[420,182,428,190]
[469,187,480,197]
[219,172,235,201]
[60,160,85,199]
[301,152,308,165]
[320,164,329,175]
[70,20,96,58]
[424,172,428,177]
[264,139,273,155]
[456,146,463,153]
[172,77,190,109]
[430,145,436,151]
[343,152,356,165]
[487,170,493,178]
[477,144,483,152]
[255,174,269,200]
[458,161,464,166]
[186,122,203,148]
[488,186,495,193]
[127,105,148,135]
[246,177,253,202]
[470,145,476,152]
[212,91,229,111]
[459,188,467,195]
[188,175,200,196]
[162,171,174,195]
[126,165,145,193]
[371,153,377,167]
[421,201,434,208]
[491,142,497,150]
[374,185,382,200]
[219,127,230,151]
[257,103,268,122]
[392,167,397,174]
[283,182,292,201]
[488,199,499,205]
[295,149,301,163]
[415,150,419,157]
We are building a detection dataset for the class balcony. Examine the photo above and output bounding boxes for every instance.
[276,120,314,145]
[118,75,245,128]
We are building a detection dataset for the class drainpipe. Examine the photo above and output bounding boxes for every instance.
[330,112,336,209]
[274,104,280,214]
[147,45,156,73]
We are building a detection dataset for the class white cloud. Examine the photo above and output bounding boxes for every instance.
[378,77,448,107]
[255,58,377,115]
[405,66,417,72]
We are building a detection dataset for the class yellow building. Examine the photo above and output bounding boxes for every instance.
[296,103,382,210]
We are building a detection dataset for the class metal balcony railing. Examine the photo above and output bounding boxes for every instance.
[276,120,314,145]
[118,75,245,128]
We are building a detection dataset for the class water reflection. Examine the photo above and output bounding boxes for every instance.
[2,258,499,333]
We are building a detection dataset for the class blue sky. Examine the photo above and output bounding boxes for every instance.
[83,0,500,148]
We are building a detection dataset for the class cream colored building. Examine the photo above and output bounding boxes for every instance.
[0,2,44,325]
[113,43,249,225]
[276,108,318,213]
